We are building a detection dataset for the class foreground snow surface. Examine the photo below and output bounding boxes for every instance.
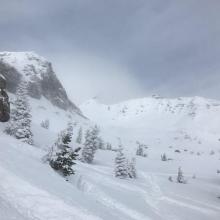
[0,133,219,220]
[0,96,220,220]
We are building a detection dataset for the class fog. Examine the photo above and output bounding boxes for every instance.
[1,0,220,103]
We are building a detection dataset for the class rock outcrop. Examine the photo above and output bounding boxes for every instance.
[0,74,10,122]
[0,52,81,113]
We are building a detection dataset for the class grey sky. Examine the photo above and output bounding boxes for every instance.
[0,0,220,104]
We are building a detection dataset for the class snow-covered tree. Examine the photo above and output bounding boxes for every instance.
[177,167,186,184]
[43,123,72,163]
[136,141,147,157]
[127,157,137,179]
[41,119,50,129]
[4,81,33,145]
[97,137,105,149]
[161,153,168,161]
[106,143,112,151]
[81,125,100,164]
[76,127,83,144]
[49,122,81,177]
[136,145,143,156]
[114,146,128,179]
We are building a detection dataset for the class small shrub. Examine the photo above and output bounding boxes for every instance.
[168,176,173,182]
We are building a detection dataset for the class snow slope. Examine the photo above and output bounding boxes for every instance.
[0,93,220,219]
[0,127,219,220]
[80,96,220,152]
[7,93,88,150]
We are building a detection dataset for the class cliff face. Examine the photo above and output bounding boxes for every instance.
[0,52,81,113]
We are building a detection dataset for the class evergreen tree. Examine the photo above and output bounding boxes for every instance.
[161,153,168,161]
[49,122,81,177]
[127,157,137,179]
[97,137,105,149]
[76,127,83,144]
[177,167,186,184]
[106,143,112,151]
[81,126,100,163]
[114,146,128,178]
[136,142,145,156]
[4,81,33,145]
[41,119,50,129]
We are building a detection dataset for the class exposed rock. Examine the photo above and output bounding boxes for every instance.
[0,74,10,122]
[0,52,81,114]
[0,61,21,93]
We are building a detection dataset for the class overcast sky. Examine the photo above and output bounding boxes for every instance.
[0,0,220,104]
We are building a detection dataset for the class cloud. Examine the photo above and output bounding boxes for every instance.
[1,0,220,102]
[49,52,145,104]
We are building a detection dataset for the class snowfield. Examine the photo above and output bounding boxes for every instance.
[0,95,220,220]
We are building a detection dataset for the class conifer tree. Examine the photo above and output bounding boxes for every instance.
[177,167,186,183]
[76,127,83,144]
[81,126,100,163]
[4,81,33,145]
[49,122,81,177]
[161,153,168,161]
[136,142,144,156]
[114,146,128,178]
[97,137,105,149]
[127,157,137,179]
[41,119,50,129]
[106,143,112,151]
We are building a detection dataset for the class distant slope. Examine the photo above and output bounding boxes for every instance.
[81,96,220,129]
[0,51,81,113]
[80,96,220,149]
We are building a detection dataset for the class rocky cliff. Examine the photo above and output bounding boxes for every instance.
[0,52,81,113]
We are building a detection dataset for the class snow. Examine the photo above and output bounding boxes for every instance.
[0,95,219,220]
[0,52,48,81]
[80,97,220,152]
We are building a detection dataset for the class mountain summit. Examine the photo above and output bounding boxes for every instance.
[0,52,80,113]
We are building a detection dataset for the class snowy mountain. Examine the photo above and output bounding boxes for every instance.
[80,96,220,152]
[0,58,219,220]
[81,95,220,128]
[0,52,80,113]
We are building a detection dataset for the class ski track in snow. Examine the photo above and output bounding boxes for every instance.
[140,172,178,220]
[139,172,220,219]
[78,179,151,220]
[0,166,102,220]
[80,165,220,220]
[163,197,218,215]
[166,194,220,213]
[0,196,29,220]
[140,172,163,208]
[79,166,170,220]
